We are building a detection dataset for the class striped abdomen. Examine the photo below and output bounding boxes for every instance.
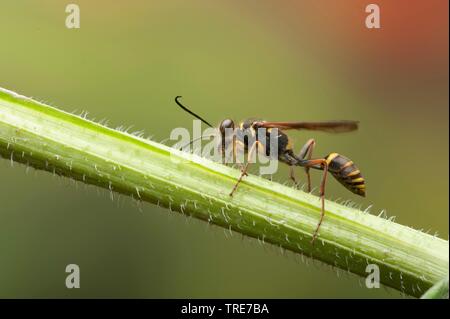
[325,153,366,197]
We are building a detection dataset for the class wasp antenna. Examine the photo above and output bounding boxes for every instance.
[178,134,216,151]
[174,96,213,128]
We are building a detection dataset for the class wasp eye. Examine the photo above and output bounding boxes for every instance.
[219,119,234,133]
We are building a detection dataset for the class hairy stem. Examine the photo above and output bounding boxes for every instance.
[421,276,449,299]
[0,87,448,297]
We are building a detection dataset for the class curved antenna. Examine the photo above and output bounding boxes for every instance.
[175,96,213,128]
[178,134,216,150]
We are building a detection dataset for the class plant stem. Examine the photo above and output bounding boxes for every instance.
[420,276,449,299]
[0,87,448,297]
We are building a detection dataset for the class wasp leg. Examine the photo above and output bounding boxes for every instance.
[289,166,299,187]
[234,156,248,177]
[237,164,248,177]
[229,141,261,196]
[279,153,299,186]
[297,158,328,244]
[221,134,236,165]
[297,139,316,192]
[231,135,248,176]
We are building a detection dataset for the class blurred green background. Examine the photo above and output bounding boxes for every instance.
[0,0,448,298]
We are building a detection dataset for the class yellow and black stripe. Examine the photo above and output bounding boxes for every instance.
[325,153,366,197]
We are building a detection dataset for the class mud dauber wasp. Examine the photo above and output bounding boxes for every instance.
[175,96,365,243]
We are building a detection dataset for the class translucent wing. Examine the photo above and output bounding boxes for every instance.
[254,120,358,133]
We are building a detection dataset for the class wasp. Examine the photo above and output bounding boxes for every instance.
[175,96,365,243]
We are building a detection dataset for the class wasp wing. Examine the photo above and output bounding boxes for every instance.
[254,120,358,133]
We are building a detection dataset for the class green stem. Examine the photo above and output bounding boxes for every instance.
[0,87,448,297]
[420,276,449,299]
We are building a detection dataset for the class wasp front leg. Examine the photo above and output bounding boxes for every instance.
[233,138,250,177]
[221,134,248,177]
[229,140,262,196]
[220,133,236,165]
